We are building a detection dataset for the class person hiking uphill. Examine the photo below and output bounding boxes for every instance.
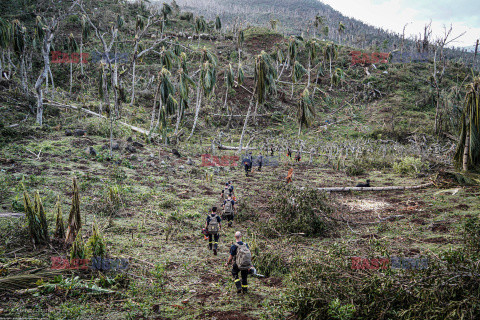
[221,182,230,200]
[225,231,254,294]
[206,207,222,256]
[243,154,252,177]
[221,181,235,199]
[222,193,237,227]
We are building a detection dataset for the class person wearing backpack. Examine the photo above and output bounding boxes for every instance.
[220,182,231,200]
[222,193,236,227]
[206,207,222,255]
[225,231,253,293]
[227,181,234,197]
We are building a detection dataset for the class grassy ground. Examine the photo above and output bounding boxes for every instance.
[0,103,476,319]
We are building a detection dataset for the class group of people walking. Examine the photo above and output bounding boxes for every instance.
[204,181,256,294]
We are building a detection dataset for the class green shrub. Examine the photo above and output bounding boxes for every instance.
[344,160,365,176]
[393,156,427,175]
[85,117,132,139]
[253,251,289,277]
[464,217,480,253]
[285,250,480,319]
[266,184,335,237]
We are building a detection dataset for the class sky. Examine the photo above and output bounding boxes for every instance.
[320,0,480,49]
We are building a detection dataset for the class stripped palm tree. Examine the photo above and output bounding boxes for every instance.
[224,63,234,109]
[313,15,325,38]
[187,48,217,141]
[238,51,276,153]
[306,39,320,88]
[297,88,315,136]
[269,19,278,31]
[66,33,78,93]
[11,19,27,91]
[454,78,480,171]
[80,15,91,75]
[323,41,338,89]
[338,22,345,44]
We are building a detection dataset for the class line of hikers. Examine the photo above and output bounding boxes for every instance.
[203,181,259,294]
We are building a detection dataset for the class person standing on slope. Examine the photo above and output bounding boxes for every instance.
[206,207,222,256]
[225,231,254,294]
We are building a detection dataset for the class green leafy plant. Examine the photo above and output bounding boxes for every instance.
[393,156,427,175]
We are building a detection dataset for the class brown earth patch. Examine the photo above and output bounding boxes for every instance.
[198,311,254,320]
[431,223,449,232]
[261,277,283,287]
[410,218,426,225]
[423,237,447,244]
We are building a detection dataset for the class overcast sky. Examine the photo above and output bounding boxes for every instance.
[320,0,480,48]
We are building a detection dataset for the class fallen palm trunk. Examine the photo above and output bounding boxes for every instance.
[315,182,433,192]
[217,145,256,151]
[0,270,65,291]
[45,102,150,136]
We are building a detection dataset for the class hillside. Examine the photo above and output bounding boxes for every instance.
[1,0,480,319]
[171,0,476,65]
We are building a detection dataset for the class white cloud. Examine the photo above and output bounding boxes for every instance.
[320,0,480,47]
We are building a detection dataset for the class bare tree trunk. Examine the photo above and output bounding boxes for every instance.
[0,50,3,80]
[49,66,55,99]
[80,38,84,75]
[187,85,202,141]
[307,57,311,88]
[238,98,256,154]
[174,100,182,135]
[463,128,470,171]
[20,55,27,92]
[69,58,73,93]
[35,31,54,126]
[130,58,136,106]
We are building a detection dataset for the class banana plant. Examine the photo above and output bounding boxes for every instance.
[194,16,207,46]
[175,64,196,135]
[161,3,172,31]
[306,39,320,87]
[291,61,307,98]
[297,88,316,136]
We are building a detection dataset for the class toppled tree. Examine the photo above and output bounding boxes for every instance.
[266,184,334,237]
[454,78,480,171]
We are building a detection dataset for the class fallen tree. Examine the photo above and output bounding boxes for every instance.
[45,101,150,136]
[315,182,434,192]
